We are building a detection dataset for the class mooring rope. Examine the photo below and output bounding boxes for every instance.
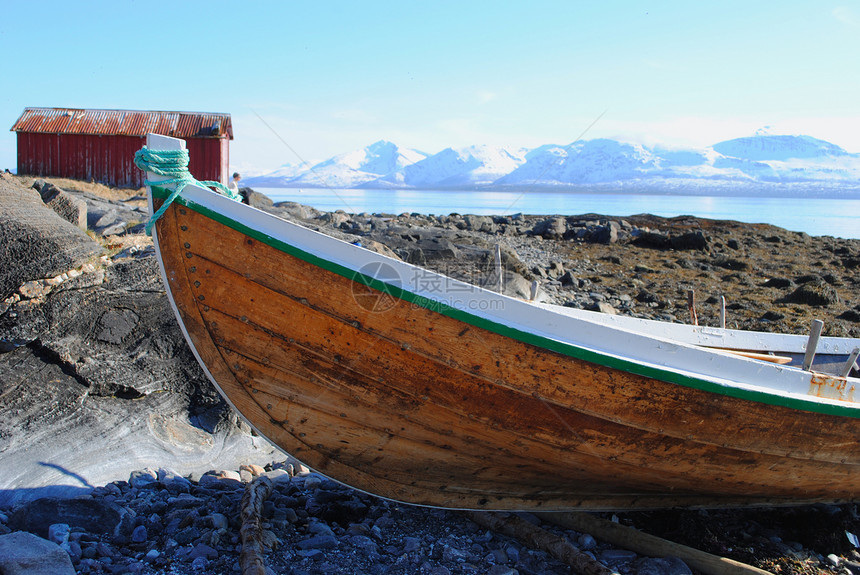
[134,146,241,235]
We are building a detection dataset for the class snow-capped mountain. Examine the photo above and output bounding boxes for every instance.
[243,134,860,193]
[369,145,527,188]
[244,140,428,189]
[497,139,661,186]
[712,135,852,161]
[239,162,308,187]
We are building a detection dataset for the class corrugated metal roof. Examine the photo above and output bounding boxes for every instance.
[10,107,233,139]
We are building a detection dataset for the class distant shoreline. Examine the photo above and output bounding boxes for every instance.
[251,184,860,199]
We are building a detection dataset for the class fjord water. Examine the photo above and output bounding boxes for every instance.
[259,188,860,240]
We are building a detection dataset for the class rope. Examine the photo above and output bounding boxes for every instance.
[134,146,241,235]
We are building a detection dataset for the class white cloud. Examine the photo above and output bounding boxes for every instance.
[595,115,860,153]
[833,6,860,26]
[476,90,497,104]
[330,108,379,123]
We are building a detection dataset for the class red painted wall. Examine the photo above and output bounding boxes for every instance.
[16,133,227,188]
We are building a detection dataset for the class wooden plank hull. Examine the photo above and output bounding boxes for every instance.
[148,197,860,510]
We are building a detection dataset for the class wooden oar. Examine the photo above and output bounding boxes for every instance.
[709,348,793,364]
[537,512,774,575]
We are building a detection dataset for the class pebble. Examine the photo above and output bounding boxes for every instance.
[0,462,665,575]
[1,461,857,575]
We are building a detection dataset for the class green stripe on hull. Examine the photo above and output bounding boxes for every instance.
[151,186,860,419]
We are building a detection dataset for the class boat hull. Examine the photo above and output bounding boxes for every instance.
[151,197,859,510]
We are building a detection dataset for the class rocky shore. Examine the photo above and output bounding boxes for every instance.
[1,174,858,574]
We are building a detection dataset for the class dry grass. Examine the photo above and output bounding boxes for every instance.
[16,175,145,203]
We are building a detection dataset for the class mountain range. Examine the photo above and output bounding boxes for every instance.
[243,134,860,194]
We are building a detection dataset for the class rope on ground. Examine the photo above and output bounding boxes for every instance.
[239,475,274,575]
[536,512,774,575]
[463,511,619,575]
[133,146,241,235]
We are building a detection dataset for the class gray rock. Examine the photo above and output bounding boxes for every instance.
[129,469,158,489]
[48,523,70,545]
[599,548,638,563]
[532,216,566,240]
[8,497,131,538]
[590,222,620,244]
[0,256,277,508]
[590,301,618,315]
[786,279,839,306]
[763,277,795,289]
[189,543,218,560]
[633,556,693,575]
[0,175,104,299]
[271,201,322,220]
[635,230,671,249]
[297,534,339,550]
[38,183,88,228]
[131,525,148,543]
[670,230,709,251]
[0,531,76,574]
[577,533,597,550]
[240,187,274,209]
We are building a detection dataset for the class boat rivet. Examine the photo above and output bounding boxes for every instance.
[184,242,191,249]
[189,267,196,273]
[267,404,273,410]
[252,389,257,394]
[179,208,186,215]
[247,239,253,245]
[240,316,248,322]
[194,281,201,288]
[299,433,306,438]
[185,252,193,259]
[197,295,205,301]
[180,225,188,231]
[401,343,411,350]
[300,298,308,305]
[288,338,295,343]
[203,305,210,311]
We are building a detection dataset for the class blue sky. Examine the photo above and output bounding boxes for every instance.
[1,1,859,175]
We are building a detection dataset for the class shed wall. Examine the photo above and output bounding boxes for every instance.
[16,133,227,188]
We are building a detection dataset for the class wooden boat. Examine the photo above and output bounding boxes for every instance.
[143,134,860,511]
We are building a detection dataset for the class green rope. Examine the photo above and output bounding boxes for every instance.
[134,146,241,235]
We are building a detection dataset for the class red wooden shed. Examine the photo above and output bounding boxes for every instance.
[10,107,233,188]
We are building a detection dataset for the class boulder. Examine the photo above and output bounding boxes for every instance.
[531,217,566,240]
[669,230,709,251]
[634,231,670,249]
[0,254,277,507]
[272,200,322,221]
[37,182,87,228]
[0,175,104,299]
[0,531,75,575]
[8,498,132,539]
[240,187,274,209]
[786,279,840,307]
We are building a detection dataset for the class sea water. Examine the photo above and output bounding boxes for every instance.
[257,188,860,240]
